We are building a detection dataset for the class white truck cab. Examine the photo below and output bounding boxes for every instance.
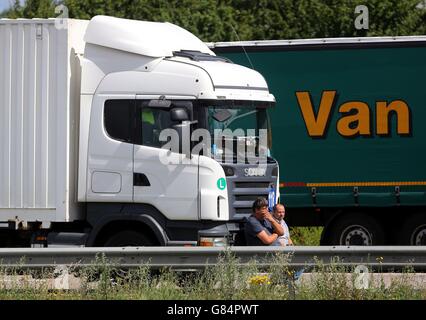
[0,16,278,247]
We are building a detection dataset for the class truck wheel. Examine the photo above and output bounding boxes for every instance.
[103,230,155,247]
[102,230,157,280]
[398,214,426,245]
[327,214,385,245]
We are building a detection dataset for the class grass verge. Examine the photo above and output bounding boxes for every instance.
[0,251,424,300]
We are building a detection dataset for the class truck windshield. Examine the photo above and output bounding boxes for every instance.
[197,100,274,159]
[209,107,260,134]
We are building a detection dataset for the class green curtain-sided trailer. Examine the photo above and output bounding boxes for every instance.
[212,37,426,245]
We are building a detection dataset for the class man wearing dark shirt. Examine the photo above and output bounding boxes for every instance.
[245,197,284,246]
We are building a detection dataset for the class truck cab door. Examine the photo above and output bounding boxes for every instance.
[86,95,135,202]
[132,98,199,220]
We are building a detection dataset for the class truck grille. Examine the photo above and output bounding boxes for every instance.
[235,194,268,201]
[235,182,270,189]
[224,161,279,220]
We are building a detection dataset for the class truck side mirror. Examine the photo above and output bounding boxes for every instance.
[170,108,189,122]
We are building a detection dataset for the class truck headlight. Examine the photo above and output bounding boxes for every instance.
[199,237,228,247]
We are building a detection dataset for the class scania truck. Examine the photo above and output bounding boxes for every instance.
[0,16,279,247]
[212,36,426,245]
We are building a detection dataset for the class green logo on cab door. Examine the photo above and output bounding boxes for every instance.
[217,178,226,190]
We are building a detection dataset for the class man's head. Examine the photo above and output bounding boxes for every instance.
[252,197,269,220]
[272,203,285,221]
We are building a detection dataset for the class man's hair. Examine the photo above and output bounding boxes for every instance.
[252,197,269,213]
[273,203,285,212]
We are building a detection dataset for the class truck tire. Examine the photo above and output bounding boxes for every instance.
[398,214,426,245]
[326,214,385,245]
[103,230,155,247]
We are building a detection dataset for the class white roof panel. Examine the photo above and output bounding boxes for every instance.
[84,15,214,57]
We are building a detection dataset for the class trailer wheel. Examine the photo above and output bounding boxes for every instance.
[103,230,155,247]
[398,214,426,245]
[326,214,385,245]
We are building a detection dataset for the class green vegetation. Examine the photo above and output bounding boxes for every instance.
[290,227,323,246]
[1,0,425,41]
[0,252,424,300]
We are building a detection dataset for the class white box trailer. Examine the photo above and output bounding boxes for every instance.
[0,19,88,226]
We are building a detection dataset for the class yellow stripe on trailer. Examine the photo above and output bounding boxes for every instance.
[306,181,426,187]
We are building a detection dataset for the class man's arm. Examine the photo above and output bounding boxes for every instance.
[264,212,284,236]
[256,230,279,245]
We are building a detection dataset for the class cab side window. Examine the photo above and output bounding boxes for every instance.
[104,99,191,148]
[104,99,134,143]
[137,106,178,148]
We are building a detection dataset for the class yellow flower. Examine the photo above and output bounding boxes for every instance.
[249,274,271,286]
